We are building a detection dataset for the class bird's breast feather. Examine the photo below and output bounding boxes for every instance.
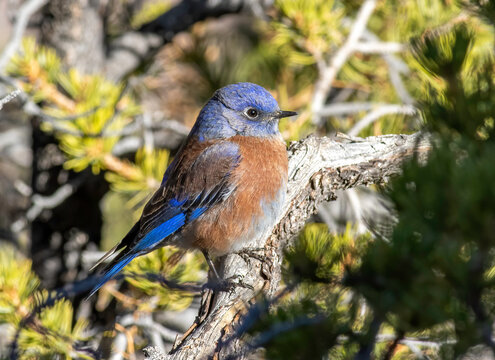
[186,135,288,254]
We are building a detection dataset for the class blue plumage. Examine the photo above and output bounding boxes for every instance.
[88,82,296,297]
[213,82,279,113]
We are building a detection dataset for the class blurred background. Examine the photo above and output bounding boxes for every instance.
[0,0,494,359]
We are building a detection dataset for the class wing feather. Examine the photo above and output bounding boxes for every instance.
[88,140,241,296]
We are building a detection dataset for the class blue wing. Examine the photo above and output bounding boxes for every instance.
[88,141,241,297]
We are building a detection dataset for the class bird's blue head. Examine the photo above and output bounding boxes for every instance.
[192,82,297,140]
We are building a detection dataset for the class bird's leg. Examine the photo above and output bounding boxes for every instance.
[202,250,253,292]
[173,256,216,352]
[202,250,221,280]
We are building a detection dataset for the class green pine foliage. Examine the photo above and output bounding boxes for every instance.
[18,298,90,360]
[7,38,140,174]
[0,247,40,333]
[105,148,169,214]
[284,224,369,284]
[248,225,372,359]
[124,247,204,311]
[0,246,89,359]
[270,0,345,66]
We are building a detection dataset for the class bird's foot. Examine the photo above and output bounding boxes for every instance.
[235,247,275,281]
[235,247,266,264]
[225,274,254,293]
[210,274,253,293]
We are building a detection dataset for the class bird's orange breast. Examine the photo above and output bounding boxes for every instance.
[184,136,288,255]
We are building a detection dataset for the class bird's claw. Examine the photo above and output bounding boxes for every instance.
[235,247,266,264]
[211,274,253,293]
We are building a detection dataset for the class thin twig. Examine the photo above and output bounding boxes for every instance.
[0,76,189,146]
[0,76,94,136]
[132,314,179,343]
[0,76,117,137]
[0,0,48,72]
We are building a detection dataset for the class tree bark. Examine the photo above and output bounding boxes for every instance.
[144,132,431,360]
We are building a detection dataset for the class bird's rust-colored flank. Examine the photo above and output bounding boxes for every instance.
[184,135,288,254]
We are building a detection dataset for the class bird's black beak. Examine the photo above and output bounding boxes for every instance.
[273,110,298,119]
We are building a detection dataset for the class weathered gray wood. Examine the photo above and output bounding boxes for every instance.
[144,132,431,360]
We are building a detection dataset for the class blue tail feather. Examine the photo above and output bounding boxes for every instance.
[87,253,137,298]
[87,212,189,298]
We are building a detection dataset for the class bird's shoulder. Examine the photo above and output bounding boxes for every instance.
[163,137,241,195]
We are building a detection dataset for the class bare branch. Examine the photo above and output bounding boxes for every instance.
[348,104,418,136]
[105,115,189,139]
[133,314,180,344]
[353,41,405,54]
[319,102,385,117]
[145,132,431,360]
[361,29,414,105]
[0,89,21,110]
[112,118,189,155]
[144,346,167,360]
[361,30,410,74]
[11,175,86,233]
[311,0,377,125]
[0,0,48,72]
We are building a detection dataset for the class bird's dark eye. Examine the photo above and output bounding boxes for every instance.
[245,108,259,118]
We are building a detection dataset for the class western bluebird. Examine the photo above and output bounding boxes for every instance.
[88,82,297,297]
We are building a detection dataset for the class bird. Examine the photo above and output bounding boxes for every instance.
[88,82,297,297]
